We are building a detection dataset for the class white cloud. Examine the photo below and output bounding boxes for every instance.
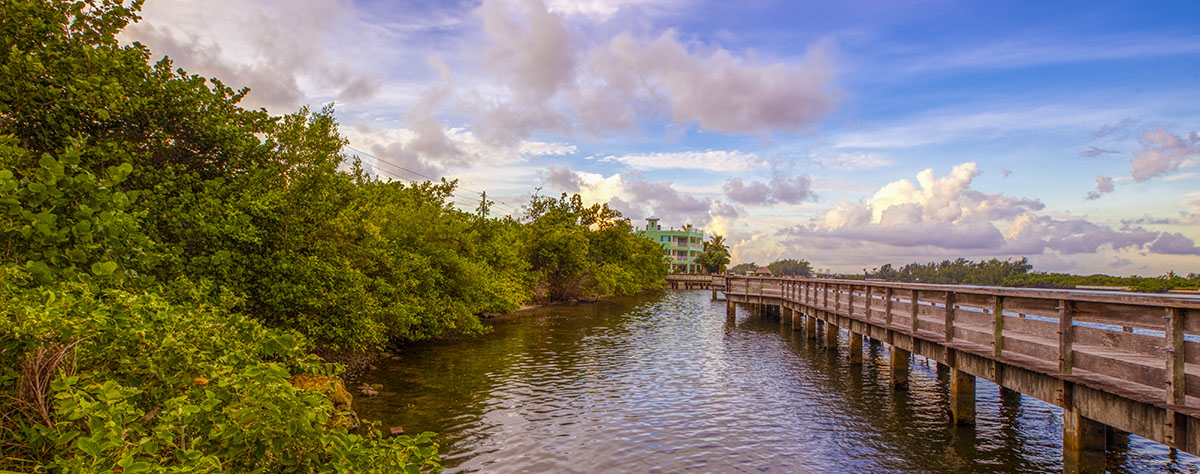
[813,152,893,170]
[544,0,678,19]
[779,162,1185,258]
[598,150,765,171]
[724,175,817,205]
[125,0,380,111]
[1085,176,1114,200]
[469,0,839,144]
[1130,127,1200,182]
[537,166,741,233]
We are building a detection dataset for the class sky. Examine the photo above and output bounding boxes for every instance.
[123,0,1200,275]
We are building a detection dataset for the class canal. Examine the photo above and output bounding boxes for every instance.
[356,290,1200,472]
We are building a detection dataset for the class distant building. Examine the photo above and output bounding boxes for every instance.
[753,266,773,276]
[638,217,705,274]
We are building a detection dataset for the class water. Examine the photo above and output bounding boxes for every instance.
[356,290,1200,473]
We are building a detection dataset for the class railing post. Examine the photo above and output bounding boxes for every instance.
[847,284,855,317]
[993,296,1005,357]
[864,286,873,321]
[910,289,919,333]
[835,284,841,315]
[1059,300,1073,375]
[1167,307,1186,405]
[884,287,894,329]
[944,291,956,342]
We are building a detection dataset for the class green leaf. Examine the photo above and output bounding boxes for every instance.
[76,436,101,457]
[90,261,118,276]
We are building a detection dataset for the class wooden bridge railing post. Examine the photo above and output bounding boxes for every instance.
[944,291,956,342]
[884,287,893,329]
[865,286,873,321]
[1167,307,1186,406]
[993,296,1005,357]
[910,289,919,333]
[1059,300,1074,375]
[847,284,855,317]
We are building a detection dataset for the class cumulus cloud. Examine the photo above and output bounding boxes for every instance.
[1150,232,1200,255]
[537,165,741,232]
[1130,127,1200,181]
[125,0,379,111]
[1085,175,1115,200]
[1000,167,1012,178]
[538,165,583,192]
[471,0,839,144]
[777,162,1186,257]
[724,175,818,205]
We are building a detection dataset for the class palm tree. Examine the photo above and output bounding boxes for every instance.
[698,234,730,273]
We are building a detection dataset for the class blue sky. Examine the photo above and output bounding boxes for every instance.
[127,0,1200,275]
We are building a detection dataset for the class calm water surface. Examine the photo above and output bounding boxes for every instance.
[356,290,1200,473]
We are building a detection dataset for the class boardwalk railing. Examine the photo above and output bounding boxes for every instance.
[720,275,1200,471]
[664,273,726,290]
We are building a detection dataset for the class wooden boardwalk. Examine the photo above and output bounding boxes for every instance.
[715,275,1200,472]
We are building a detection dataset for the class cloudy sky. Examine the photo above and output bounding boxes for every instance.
[125,0,1200,275]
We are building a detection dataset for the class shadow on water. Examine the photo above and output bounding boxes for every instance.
[357,290,1200,473]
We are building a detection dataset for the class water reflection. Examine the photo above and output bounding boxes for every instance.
[356,290,1200,473]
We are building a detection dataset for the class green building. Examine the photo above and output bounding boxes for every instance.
[638,217,705,274]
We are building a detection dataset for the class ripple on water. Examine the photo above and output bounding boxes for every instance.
[355,291,1200,473]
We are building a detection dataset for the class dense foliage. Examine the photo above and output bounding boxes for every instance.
[728,262,758,274]
[727,258,811,276]
[523,193,667,301]
[694,235,730,274]
[767,259,812,277]
[0,0,664,471]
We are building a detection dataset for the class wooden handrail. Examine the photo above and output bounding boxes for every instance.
[723,275,1200,412]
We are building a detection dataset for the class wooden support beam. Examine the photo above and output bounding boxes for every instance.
[825,319,839,347]
[806,312,816,339]
[1063,406,1106,474]
[891,346,910,390]
[850,331,863,365]
[726,300,735,318]
[949,368,976,426]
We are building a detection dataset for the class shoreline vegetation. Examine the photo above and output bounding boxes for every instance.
[0,1,665,472]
